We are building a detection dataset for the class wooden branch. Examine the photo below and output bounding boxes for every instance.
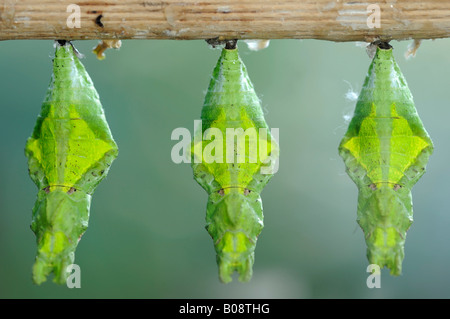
[1,0,450,42]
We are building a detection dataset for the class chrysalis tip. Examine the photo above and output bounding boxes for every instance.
[55,40,70,47]
[366,40,392,59]
[225,39,238,50]
[54,40,84,59]
[376,41,392,50]
[205,38,238,50]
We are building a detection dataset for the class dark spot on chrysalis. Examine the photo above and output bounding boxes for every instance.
[369,183,377,190]
[43,186,50,194]
[95,14,104,27]
[100,170,105,175]
[244,189,251,196]
[67,187,76,195]
[393,184,402,191]
[218,189,225,196]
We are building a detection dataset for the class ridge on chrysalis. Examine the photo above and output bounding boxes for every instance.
[191,42,279,283]
[25,41,118,284]
[338,42,433,276]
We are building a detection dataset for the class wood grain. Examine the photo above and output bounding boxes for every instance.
[1,0,450,42]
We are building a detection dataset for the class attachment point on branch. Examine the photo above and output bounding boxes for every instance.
[373,40,393,50]
[56,40,69,46]
[205,38,238,50]
[55,40,84,59]
[366,40,392,58]
[225,39,238,50]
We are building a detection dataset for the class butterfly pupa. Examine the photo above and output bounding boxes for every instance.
[25,41,118,284]
[191,41,279,283]
[338,42,433,275]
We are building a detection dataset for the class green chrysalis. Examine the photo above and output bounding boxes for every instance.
[25,41,118,284]
[191,42,279,283]
[338,43,433,275]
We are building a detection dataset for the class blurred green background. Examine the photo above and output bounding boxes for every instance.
[1,38,449,298]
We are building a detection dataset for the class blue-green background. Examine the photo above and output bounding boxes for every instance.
[0,39,449,298]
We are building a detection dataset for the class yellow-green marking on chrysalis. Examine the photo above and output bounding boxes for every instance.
[25,42,118,284]
[339,45,433,275]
